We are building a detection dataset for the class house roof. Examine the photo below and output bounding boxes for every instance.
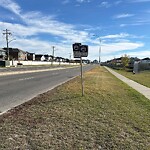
[142,57,150,60]
[3,48,26,53]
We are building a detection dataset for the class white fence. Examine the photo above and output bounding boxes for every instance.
[9,60,78,66]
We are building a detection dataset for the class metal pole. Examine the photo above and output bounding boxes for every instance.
[69,53,71,65]
[51,46,55,65]
[7,35,9,61]
[99,38,101,66]
[3,29,10,60]
[80,57,84,96]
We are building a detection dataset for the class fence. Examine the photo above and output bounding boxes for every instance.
[133,62,150,73]
[9,60,79,66]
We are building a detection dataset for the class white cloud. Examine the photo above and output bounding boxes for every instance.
[0,0,91,43]
[0,0,21,15]
[129,0,150,2]
[101,42,144,55]
[99,1,111,8]
[114,13,135,19]
[76,0,91,3]
[114,1,123,5]
[125,50,150,58]
[62,0,70,4]
[101,33,130,39]
[145,10,150,13]
[88,40,144,61]
[101,50,150,61]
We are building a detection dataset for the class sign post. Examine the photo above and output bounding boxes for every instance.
[80,57,84,96]
[72,43,88,96]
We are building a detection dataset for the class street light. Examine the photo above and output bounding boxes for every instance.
[51,46,58,65]
[92,35,102,65]
[99,38,101,66]
[69,53,71,64]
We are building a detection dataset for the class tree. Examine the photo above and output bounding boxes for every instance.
[121,54,130,70]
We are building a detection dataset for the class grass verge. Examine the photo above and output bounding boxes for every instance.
[115,69,150,88]
[0,67,150,150]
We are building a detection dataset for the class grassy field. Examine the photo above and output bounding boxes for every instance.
[115,69,150,88]
[0,67,150,149]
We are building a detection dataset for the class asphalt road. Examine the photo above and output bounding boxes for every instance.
[0,65,94,113]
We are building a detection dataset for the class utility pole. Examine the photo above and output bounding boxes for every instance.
[69,53,71,64]
[3,29,11,61]
[99,38,101,66]
[92,34,102,66]
[51,46,55,65]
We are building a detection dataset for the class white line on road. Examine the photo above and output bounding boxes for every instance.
[19,77,35,81]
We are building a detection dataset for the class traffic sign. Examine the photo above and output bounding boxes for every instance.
[72,43,88,58]
[80,45,88,57]
[72,43,88,97]
[72,43,81,51]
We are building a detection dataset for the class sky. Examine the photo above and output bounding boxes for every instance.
[0,0,150,61]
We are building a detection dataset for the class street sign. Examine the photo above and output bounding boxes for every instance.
[80,45,88,57]
[72,43,82,58]
[73,51,81,58]
[72,43,88,58]
[72,43,89,97]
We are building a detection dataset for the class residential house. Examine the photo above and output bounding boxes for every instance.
[0,48,6,60]
[3,48,27,60]
[27,53,35,61]
[139,57,150,71]
[113,57,122,66]
[35,54,43,61]
[128,57,140,69]
[141,57,150,63]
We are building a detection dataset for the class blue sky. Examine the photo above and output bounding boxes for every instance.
[0,0,150,61]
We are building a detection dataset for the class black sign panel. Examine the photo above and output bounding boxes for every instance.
[72,43,81,51]
[80,45,88,57]
[72,43,88,58]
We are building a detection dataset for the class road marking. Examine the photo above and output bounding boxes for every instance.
[19,77,34,81]
[52,73,58,75]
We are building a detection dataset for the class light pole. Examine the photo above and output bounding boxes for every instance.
[93,35,102,65]
[51,46,57,65]
[99,38,101,66]
[69,53,71,64]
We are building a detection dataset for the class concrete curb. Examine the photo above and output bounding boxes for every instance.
[0,66,79,76]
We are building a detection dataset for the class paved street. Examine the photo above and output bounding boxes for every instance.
[0,65,94,113]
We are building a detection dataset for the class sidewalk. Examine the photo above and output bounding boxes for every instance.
[105,67,150,100]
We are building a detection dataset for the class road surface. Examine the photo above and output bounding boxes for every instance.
[0,65,94,113]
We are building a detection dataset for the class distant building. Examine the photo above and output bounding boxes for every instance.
[141,57,150,63]
[0,48,6,60]
[128,57,140,69]
[3,48,27,60]
[27,53,35,61]
[35,54,43,61]
[92,60,99,64]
